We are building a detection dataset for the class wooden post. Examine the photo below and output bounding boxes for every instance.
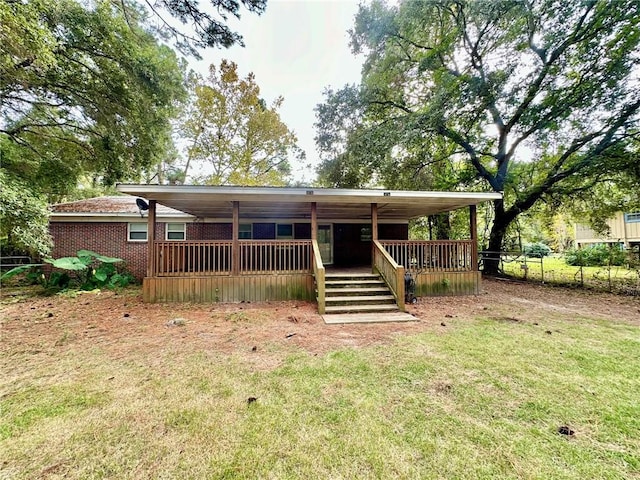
[397,265,405,312]
[232,201,239,275]
[371,203,378,273]
[311,202,317,241]
[147,200,156,277]
[371,203,379,240]
[470,204,478,271]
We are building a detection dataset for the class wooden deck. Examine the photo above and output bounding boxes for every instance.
[141,239,481,305]
[143,274,314,303]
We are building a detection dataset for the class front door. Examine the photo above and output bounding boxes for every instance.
[317,224,333,264]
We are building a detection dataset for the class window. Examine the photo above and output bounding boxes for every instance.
[166,223,186,240]
[128,223,148,241]
[624,213,640,223]
[276,224,293,239]
[239,224,252,239]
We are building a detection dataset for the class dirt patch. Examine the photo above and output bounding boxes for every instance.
[2,279,638,366]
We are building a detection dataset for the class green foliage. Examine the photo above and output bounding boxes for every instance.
[1,0,186,190]
[0,264,40,283]
[565,245,627,267]
[0,171,52,256]
[130,0,267,58]
[47,271,71,290]
[179,61,303,186]
[44,257,89,271]
[1,0,186,252]
[523,242,552,258]
[32,250,134,291]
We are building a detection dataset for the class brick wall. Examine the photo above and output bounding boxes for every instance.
[49,222,164,280]
[187,223,232,240]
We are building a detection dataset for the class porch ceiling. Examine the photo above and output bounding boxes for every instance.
[116,185,502,220]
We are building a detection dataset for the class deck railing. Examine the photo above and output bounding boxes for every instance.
[379,240,475,272]
[154,240,312,276]
[156,241,232,276]
[373,240,405,311]
[311,240,325,314]
[239,240,312,274]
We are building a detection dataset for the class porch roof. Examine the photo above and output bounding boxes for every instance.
[116,185,502,220]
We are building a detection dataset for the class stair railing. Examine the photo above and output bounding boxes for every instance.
[373,240,405,311]
[312,239,326,314]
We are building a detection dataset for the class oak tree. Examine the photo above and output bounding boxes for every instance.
[315,0,640,272]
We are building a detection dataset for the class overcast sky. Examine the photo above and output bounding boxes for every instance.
[192,0,364,184]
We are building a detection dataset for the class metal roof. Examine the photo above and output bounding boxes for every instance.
[116,185,502,221]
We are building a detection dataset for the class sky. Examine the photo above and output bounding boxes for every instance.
[192,0,364,184]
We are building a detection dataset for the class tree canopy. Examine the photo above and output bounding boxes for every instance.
[0,0,186,254]
[1,0,186,187]
[128,0,267,58]
[315,0,640,270]
[179,60,303,186]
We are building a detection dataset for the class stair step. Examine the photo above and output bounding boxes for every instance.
[324,304,400,314]
[325,287,390,296]
[325,273,379,278]
[326,295,396,304]
[325,279,385,286]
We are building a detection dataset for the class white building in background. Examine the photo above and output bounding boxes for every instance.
[575,212,640,249]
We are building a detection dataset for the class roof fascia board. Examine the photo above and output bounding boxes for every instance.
[117,184,502,204]
[199,218,409,224]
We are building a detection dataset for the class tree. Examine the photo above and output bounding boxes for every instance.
[1,0,186,188]
[315,0,640,273]
[1,0,185,253]
[179,60,303,186]
[123,0,267,58]
[0,170,51,257]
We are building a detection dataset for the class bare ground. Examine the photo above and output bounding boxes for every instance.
[2,279,638,370]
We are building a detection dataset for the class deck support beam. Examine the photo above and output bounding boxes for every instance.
[371,203,379,274]
[470,204,478,271]
[311,202,317,241]
[147,200,156,277]
[371,203,379,241]
[232,201,240,275]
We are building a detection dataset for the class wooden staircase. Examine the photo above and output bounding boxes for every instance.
[322,272,400,314]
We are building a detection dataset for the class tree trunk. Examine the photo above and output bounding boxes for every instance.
[432,213,451,240]
[484,199,512,275]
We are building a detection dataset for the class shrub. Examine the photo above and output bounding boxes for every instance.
[523,242,552,258]
[565,244,626,267]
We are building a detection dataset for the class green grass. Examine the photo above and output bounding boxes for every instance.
[501,256,639,291]
[2,315,639,478]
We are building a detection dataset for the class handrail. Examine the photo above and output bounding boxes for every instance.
[311,239,325,314]
[238,240,312,274]
[155,241,233,276]
[373,240,405,311]
[379,240,474,272]
[154,240,312,276]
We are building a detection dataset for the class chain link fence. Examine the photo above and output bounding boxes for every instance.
[479,251,640,295]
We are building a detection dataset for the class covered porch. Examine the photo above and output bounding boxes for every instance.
[117,185,501,309]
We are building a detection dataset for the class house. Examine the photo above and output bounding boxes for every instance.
[98,185,501,313]
[49,196,194,279]
[575,212,640,249]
